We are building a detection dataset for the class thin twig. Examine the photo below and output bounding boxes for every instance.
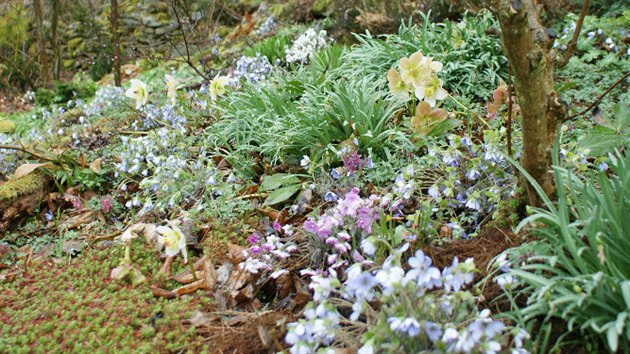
[0,144,56,162]
[506,65,513,158]
[560,0,590,67]
[171,0,209,81]
[565,71,629,120]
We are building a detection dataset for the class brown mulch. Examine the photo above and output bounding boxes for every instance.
[424,227,524,312]
[201,309,297,354]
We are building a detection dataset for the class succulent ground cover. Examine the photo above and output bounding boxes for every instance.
[1,1,629,353]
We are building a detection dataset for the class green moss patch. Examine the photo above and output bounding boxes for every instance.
[0,172,48,202]
[0,243,208,352]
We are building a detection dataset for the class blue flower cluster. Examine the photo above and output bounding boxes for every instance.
[388,130,517,238]
[232,54,273,84]
[115,128,220,213]
[285,242,531,353]
[132,104,187,131]
[253,16,277,37]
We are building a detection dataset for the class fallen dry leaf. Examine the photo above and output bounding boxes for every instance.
[60,210,97,230]
[188,310,212,327]
[13,163,52,179]
[89,157,104,173]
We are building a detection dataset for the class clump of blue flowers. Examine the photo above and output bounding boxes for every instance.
[232,53,273,84]
[115,128,222,213]
[285,242,531,353]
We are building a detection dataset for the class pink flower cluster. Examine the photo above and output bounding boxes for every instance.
[303,188,380,267]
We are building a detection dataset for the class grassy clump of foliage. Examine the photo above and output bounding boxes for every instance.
[35,80,96,107]
[502,145,630,353]
[345,10,507,104]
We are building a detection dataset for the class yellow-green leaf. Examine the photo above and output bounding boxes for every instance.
[0,119,15,133]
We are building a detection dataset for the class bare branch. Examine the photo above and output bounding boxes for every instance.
[565,72,629,120]
[560,0,590,67]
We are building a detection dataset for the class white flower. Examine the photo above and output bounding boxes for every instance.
[286,28,328,63]
[360,236,377,257]
[239,258,269,274]
[156,222,187,262]
[165,74,179,105]
[300,155,311,168]
[209,74,230,101]
[125,79,149,109]
[375,266,405,295]
[120,229,138,243]
[414,75,448,107]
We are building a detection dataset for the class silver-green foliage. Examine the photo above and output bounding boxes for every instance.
[206,45,411,175]
[505,144,630,352]
[345,10,507,102]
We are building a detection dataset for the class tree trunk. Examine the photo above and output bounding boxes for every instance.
[494,0,566,206]
[111,0,121,86]
[32,0,50,86]
[51,0,61,81]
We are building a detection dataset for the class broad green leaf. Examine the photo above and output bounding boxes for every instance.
[556,81,578,93]
[580,133,627,156]
[613,103,629,133]
[428,118,461,137]
[263,184,301,206]
[621,281,630,309]
[260,173,300,191]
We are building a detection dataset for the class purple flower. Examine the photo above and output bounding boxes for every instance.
[304,220,319,235]
[248,234,260,244]
[357,217,373,234]
[338,188,362,217]
[45,210,54,221]
[425,321,443,343]
[324,191,338,202]
[272,221,282,232]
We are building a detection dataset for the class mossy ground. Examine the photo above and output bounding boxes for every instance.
[0,172,48,202]
[0,242,212,353]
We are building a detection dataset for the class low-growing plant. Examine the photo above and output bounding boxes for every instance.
[501,142,630,352]
[244,31,292,63]
[345,10,507,103]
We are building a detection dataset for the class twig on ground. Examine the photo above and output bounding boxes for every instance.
[565,71,629,120]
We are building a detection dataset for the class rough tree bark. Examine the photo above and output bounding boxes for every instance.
[110,0,121,86]
[493,0,567,207]
[32,0,50,86]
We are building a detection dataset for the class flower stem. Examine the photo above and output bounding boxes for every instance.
[124,244,131,262]
[188,259,198,281]
[447,93,490,128]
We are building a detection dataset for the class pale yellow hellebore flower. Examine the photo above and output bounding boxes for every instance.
[156,222,188,263]
[125,79,149,109]
[387,68,412,98]
[165,74,179,105]
[208,74,230,101]
[414,75,448,107]
[399,51,431,87]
